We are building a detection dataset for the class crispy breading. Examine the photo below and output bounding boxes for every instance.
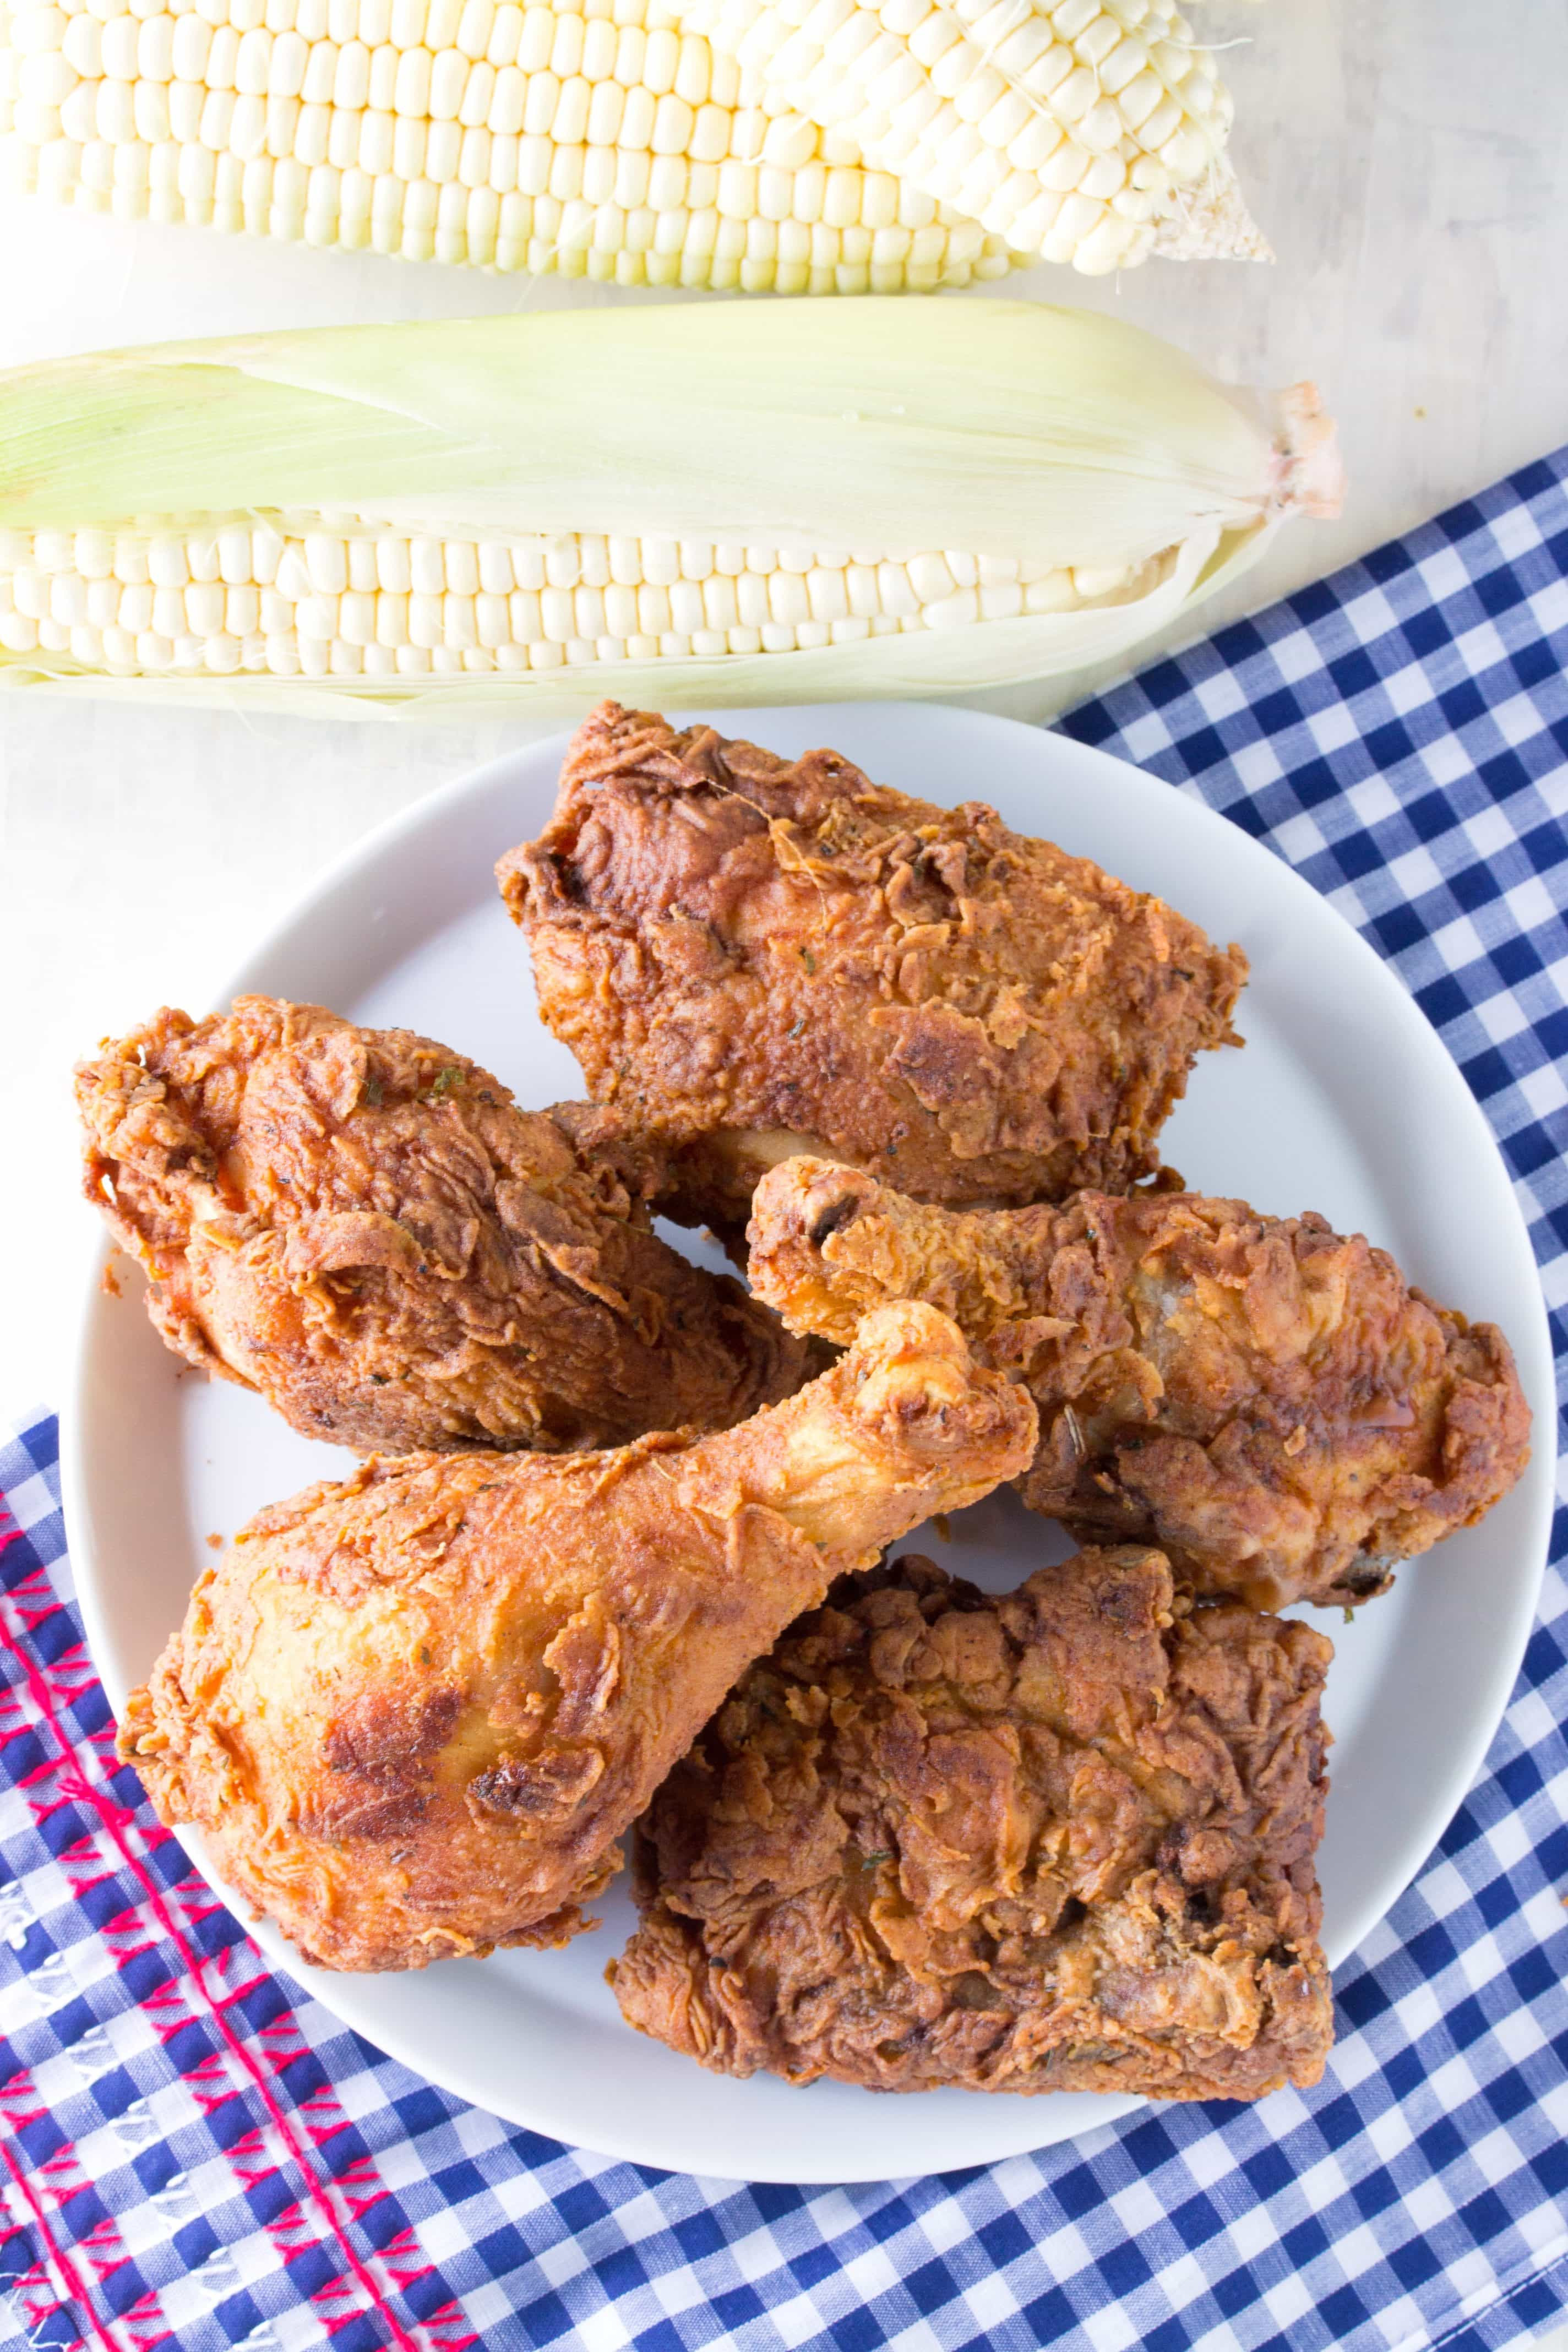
[119,1304,1037,1973]
[612,1549,1334,2101]
[497,703,1247,1231]
[747,1158,1532,1610]
[76,997,808,1454]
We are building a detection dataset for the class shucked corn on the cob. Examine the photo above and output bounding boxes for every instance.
[0,518,1155,679]
[0,0,1259,280]
[0,300,1343,712]
[679,0,1264,272]
[0,0,1015,286]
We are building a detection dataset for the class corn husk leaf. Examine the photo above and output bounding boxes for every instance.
[0,298,1342,714]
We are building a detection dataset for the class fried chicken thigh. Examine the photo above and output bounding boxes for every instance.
[748,1158,1531,1610]
[78,998,807,1455]
[497,703,1247,1232]
[120,1303,1037,1972]
[612,1548,1333,2101]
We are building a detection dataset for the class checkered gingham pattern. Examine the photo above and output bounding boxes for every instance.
[4,454,1568,2352]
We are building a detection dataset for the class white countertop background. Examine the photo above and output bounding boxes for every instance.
[4,0,1567,1433]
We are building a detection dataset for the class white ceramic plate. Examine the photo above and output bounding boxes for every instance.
[64,703,1554,2185]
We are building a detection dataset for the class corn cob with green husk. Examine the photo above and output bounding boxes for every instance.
[0,298,1342,714]
[0,0,1259,282]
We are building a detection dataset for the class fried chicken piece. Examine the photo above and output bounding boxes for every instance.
[497,703,1246,1233]
[611,1549,1334,2101]
[747,1158,1531,1610]
[119,1304,1037,1972]
[77,998,808,1455]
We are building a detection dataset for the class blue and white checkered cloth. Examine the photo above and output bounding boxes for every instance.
[4,450,1567,2352]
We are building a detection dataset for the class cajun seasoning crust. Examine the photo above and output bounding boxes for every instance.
[75,996,808,1456]
[119,1303,1038,1973]
[611,1550,1334,2100]
[497,702,1248,1224]
[747,1158,1532,1610]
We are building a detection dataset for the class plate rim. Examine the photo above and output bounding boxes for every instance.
[62,699,1555,2183]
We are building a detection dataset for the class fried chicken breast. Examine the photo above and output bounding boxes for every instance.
[498,703,1247,1232]
[77,998,807,1455]
[747,1157,1531,1609]
[119,1304,1037,1972]
[612,1549,1334,2101]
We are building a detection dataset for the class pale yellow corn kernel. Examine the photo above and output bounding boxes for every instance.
[429,44,462,113]
[803,564,848,622]
[470,541,510,595]
[874,559,916,617]
[404,590,440,646]
[403,536,440,595]
[634,581,671,635]
[508,543,543,592]
[537,538,576,589]
[905,549,953,601]
[302,532,347,593]
[144,535,187,587]
[470,589,507,645]
[536,585,571,640]
[730,571,765,629]
[198,631,241,673]
[571,585,606,638]
[374,590,409,645]
[391,39,428,108]
[598,581,634,637]
[504,586,540,640]
[271,544,308,600]
[459,64,491,126]
[182,579,225,633]
[438,539,476,594]
[48,573,89,626]
[148,584,184,636]
[0,612,40,653]
[666,578,704,633]
[1023,570,1079,614]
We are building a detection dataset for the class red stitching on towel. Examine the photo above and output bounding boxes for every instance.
[0,2122,122,2352]
[0,1501,439,2352]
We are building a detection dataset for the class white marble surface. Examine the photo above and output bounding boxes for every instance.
[4,0,1568,1439]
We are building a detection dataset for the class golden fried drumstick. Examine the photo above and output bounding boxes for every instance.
[612,1549,1335,2101]
[748,1158,1531,1610]
[497,703,1247,1231]
[119,1304,1038,1972]
[77,998,807,1455]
